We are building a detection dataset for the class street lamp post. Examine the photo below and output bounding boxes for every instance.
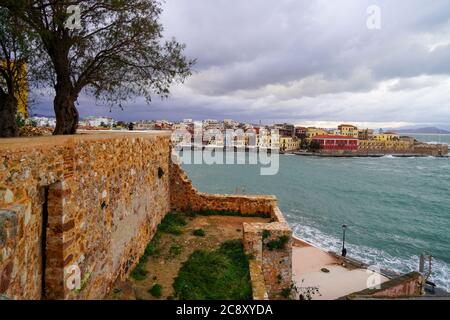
[341,225,347,257]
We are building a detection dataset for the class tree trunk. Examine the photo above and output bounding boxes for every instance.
[53,94,79,135]
[0,92,19,138]
[52,48,79,135]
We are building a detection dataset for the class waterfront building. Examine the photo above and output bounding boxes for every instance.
[373,132,400,142]
[338,124,359,138]
[358,129,374,141]
[358,140,413,153]
[295,127,307,139]
[244,129,258,148]
[258,129,280,149]
[205,128,225,147]
[330,129,341,135]
[306,127,329,142]
[273,123,295,137]
[280,137,300,152]
[224,119,240,129]
[312,135,358,152]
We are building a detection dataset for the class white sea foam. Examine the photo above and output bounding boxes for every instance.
[427,141,450,146]
[293,223,450,292]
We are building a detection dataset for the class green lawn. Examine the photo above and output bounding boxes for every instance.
[173,240,252,300]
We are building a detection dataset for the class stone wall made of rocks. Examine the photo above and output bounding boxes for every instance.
[243,222,292,300]
[0,132,171,300]
[170,159,279,217]
[170,159,293,300]
[341,272,424,299]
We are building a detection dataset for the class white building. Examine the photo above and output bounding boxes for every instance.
[29,116,56,128]
[257,129,280,150]
[84,116,116,127]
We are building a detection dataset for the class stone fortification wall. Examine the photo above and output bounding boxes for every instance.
[0,132,171,299]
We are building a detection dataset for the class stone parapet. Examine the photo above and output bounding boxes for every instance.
[341,272,424,299]
[243,222,292,299]
[248,260,269,300]
[170,160,278,218]
[1,132,171,300]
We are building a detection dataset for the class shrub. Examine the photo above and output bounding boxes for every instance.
[281,287,292,299]
[143,232,162,256]
[130,256,149,281]
[130,232,162,280]
[158,213,187,235]
[277,274,283,284]
[169,244,183,257]
[266,236,290,251]
[149,284,163,298]
[262,230,271,240]
[193,229,206,237]
[15,114,26,128]
[173,240,252,300]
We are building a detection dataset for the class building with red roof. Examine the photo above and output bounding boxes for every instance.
[312,135,358,152]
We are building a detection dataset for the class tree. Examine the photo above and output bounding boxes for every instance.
[3,0,194,135]
[309,140,321,152]
[0,8,31,137]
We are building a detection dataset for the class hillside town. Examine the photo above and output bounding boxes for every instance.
[24,116,449,156]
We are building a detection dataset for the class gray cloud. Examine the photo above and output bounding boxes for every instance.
[34,0,450,128]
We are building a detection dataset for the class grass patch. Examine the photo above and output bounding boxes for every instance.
[158,213,187,235]
[169,244,183,258]
[130,213,187,281]
[281,287,292,299]
[262,230,271,240]
[130,214,178,281]
[144,232,162,257]
[130,256,149,281]
[111,288,122,299]
[173,240,252,300]
[130,236,162,280]
[149,284,163,298]
[266,236,290,251]
[193,229,206,237]
[130,232,162,281]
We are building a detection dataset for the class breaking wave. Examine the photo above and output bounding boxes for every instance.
[292,223,450,292]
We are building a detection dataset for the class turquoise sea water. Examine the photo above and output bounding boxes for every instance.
[181,135,450,291]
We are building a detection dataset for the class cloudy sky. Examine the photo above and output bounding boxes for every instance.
[34,0,450,129]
